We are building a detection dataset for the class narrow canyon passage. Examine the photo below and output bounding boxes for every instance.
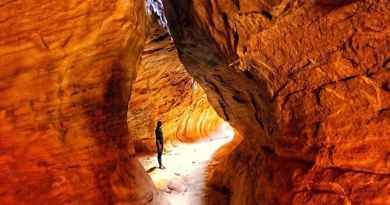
[138,123,234,205]
[0,0,389,204]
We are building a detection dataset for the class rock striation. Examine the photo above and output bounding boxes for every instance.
[1,0,389,204]
[162,0,390,204]
[0,0,160,204]
[128,15,223,154]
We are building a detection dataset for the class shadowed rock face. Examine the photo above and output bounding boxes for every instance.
[1,0,389,204]
[162,0,390,204]
[128,16,223,154]
[0,1,161,204]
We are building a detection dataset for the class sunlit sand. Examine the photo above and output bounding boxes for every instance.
[138,122,234,205]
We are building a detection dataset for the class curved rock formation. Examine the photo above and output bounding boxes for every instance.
[1,0,389,204]
[0,1,161,204]
[161,0,390,204]
[128,15,223,154]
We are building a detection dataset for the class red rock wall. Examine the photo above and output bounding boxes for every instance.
[0,1,160,204]
[162,0,390,204]
[128,16,223,154]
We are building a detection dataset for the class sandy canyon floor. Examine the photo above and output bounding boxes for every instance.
[139,123,234,205]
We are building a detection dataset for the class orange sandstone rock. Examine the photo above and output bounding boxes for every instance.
[0,0,160,204]
[162,0,390,204]
[128,16,223,154]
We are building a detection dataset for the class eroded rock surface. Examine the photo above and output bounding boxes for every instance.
[162,0,390,204]
[0,1,160,204]
[128,16,223,154]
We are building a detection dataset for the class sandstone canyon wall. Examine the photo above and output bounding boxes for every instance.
[162,0,390,204]
[128,15,223,154]
[0,1,160,204]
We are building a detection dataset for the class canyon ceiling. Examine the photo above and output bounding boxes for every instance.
[0,0,389,205]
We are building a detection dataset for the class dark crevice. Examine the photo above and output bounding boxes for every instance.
[382,81,390,92]
[313,88,322,106]
[215,185,231,196]
[315,0,359,8]
[221,12,229,27]
[250,93,265,129]
[261,10,273,20]
[312,122,321,139]
[150,32,170,42]
[339,75,359,82]
[232,0,240,10]
[261,145,275,155]
[243,70,256,81]
[205,78,223,98]
[219,100,230,121]
[383,57,390,71]
[233,30,239,51]
[208,184,231,202]
[242,46,248,54]
[232,95,247,104]
[379,108,390,115]
[366,70,375,78]
[220,12,236,53]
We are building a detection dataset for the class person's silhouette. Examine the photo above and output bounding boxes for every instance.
[155,121,165,169]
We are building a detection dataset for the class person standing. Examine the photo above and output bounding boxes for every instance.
[155,121,165,169]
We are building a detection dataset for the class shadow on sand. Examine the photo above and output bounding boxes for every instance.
[146,166,158,173]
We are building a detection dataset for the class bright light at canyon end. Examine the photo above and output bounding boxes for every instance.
[0,0,388,204]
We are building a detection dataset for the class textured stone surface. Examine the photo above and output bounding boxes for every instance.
[162,0,390,204]
[2,0,389,204]
[128,16,223,154]
[0,0,160,204]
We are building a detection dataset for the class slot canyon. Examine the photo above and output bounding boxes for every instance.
[0,0,389,205]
